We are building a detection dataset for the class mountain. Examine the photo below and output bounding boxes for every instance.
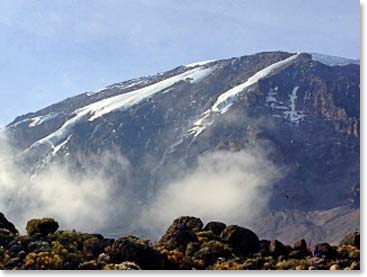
[2,51,360,243]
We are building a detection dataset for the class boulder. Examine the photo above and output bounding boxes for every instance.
[203,222,226,236]
[109,236,167,269]
[220,225,259,256]
[5,257,22,269]
[193,240,232,266]
[185,242,200,257]
[340,232,360,249]
[26,218,59,236]
[0,212,18,233]
[293,239,307,251]
[160,216,202,250]
[161,217,203,241]
[0,228,16,247]
[269,240,290,257]
[313,243,337,259]
[288,250,309,259]
[9,242,24,255]
[259,240,271,256]
[27,241,52,253]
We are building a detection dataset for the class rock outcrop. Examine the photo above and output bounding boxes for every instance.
[0,213,18,234]
[0,215,360,270]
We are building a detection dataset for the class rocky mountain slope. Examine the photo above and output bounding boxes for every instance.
[2,51,360,243]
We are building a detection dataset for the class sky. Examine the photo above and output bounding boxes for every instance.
[0,0,360,126]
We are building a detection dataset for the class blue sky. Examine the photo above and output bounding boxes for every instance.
[0,0,360,126]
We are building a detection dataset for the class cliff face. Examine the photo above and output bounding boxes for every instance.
[3,51,360,242]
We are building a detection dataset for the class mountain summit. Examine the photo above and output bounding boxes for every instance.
[3,51,359,243]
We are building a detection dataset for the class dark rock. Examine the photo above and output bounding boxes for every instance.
[0,228,16,247]
[160,217,202,250]
[27,241,52,253]
[16,250,26,259]
[269,240,290,257]
[161,216,203,242]
[313,243,338,259]
[9,242,24,254]
[203,222,226,236]
[289,250,309,259]
[220,225,259,256]
[293,239,307,251]
[194,240,232,266]
[259,240,271,256]
[185,242,200,257]
[109,236,167,269]
[83,237,104,257]
[0,212,18,233]
[168,229,198,251]
[26,218,59,236]
[29,233,44,242]
[340,232,360,249]
[101,238,115,249]
[5,257,21,269]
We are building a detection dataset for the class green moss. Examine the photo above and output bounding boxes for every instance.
[26,218,59,236]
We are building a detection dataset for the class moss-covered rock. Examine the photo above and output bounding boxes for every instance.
[203,222,226,236]
[193,240,232,267]
[109,236,168,269]
[160,216,202,251]
[26,218,59,236]
[221,225,259,256]
[23,252,64,269]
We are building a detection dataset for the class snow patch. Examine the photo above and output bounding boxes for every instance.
[26,66,216,152]
[29,113,60,127]
[264,86,305,124]
[79,66,215,122]
[52,135,71,156]
[189,53,300,137]
[211,54,300,114]
[283,86,304,123]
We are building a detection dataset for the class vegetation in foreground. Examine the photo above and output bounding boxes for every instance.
[0,212,360,270]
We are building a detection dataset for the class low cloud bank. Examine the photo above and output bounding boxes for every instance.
[0,131,281,238]
[0,132,132,234]
[140,148,282,238]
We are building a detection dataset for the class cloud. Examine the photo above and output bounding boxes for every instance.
[140,146,282,238]
[0,129,281,238]
[0,131,132,234]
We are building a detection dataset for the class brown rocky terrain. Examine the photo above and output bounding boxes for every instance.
[0,213,360,270]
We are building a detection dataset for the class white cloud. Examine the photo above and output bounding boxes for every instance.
[0,132,132,234]
[140,147,282,238]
